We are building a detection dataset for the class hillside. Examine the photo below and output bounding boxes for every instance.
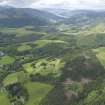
[63,10,105,26]
[0,6,61,27]
[0,6,105,105]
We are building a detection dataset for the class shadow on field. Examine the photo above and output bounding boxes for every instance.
[34,50,105,105]
[39,85,66,105]
[60,50,105,82]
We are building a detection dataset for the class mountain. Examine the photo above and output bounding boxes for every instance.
[1,6,105,28]
[43,8,72,18]
[63,10,105,26]
[44,8,105,18]
[1,5,105,105]
[43,8,105,27]
[0,6,61,27]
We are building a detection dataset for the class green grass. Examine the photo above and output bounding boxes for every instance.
[93,47,105,68]
[0,56,15,65]
[24,82,53,105]
[89,23,105,33]
[23,58,65,77]
[0,91,11,105]
[34,40,68,48]
[3,71,26,86]
[77,34,97,48]
[0,27,46,37]
[17,44,32,52]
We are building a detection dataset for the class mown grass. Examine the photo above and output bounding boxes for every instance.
[24,82,53,105]
[0,56,15,65]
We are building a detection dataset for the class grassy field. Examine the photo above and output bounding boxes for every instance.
[93,47,105,68]
[23,58,65,77]
[3,71,26,86]
[34,40,68,48]
[17,44,32,52]
[0,27,46,37]
[0,91,11,105]
[0,56,15,65]
[89,23,105,33]
[24,82,53,105]
[77,34,97,48]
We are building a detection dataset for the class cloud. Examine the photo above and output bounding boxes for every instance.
[31,0,105,9]
[0,0,39,7]
[0,0,105,9]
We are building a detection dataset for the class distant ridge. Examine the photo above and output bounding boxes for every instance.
[0,6,61,27]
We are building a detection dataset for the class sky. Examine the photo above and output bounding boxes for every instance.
[0,0,105,10]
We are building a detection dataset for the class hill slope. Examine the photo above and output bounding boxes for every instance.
[0,6,61,27]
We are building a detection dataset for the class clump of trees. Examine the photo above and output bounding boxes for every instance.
[7,83,29,105]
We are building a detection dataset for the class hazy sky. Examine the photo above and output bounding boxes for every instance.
[0,0,105,10]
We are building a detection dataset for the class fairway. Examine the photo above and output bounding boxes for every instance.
[24,82,53,105]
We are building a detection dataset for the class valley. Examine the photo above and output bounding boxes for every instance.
[0,7,105,105]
